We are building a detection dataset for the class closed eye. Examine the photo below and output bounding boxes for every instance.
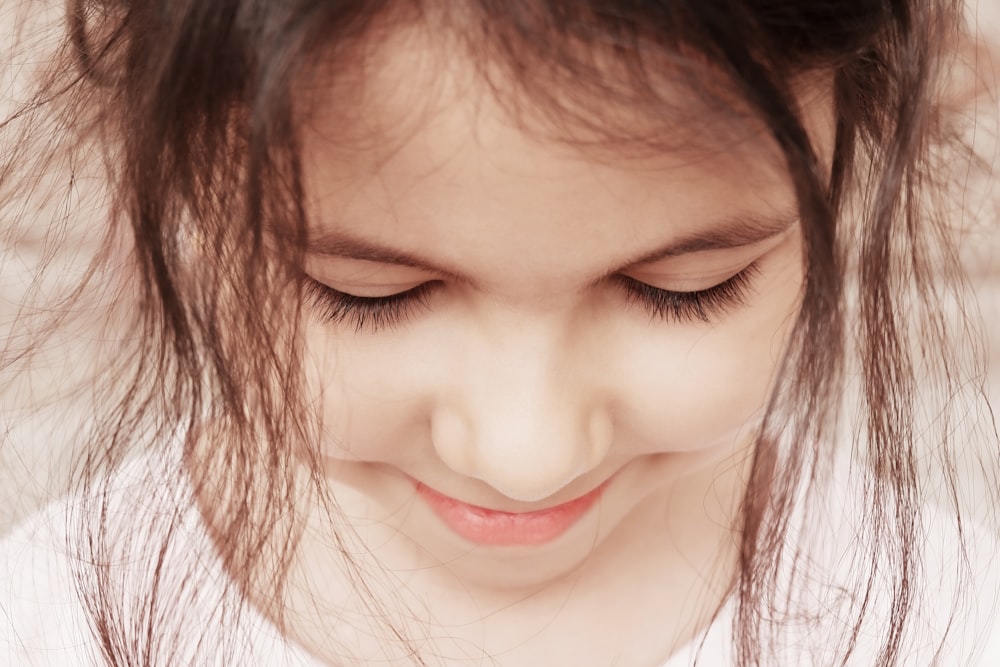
[612,262,761,324]
[304,262,760,332]
[304,280,438,332]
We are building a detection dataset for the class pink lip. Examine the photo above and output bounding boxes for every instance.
[414,481,607,546]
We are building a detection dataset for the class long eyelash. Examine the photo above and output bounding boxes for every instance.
[304,281,436,332]
[306,264,760,332]
[615,263,761,324]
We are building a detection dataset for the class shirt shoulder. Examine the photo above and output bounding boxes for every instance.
[0,498,98,666]
[0,452,324,667]
[658,477,1000,667]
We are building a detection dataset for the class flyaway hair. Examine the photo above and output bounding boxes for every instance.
[1,0,998,664]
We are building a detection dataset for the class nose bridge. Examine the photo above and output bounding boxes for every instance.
[431,316,613,502]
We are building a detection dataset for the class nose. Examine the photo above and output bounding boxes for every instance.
[429,325,614,503]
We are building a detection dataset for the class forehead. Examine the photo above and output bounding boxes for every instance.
[297,18,833,161]
[295,24,832,278]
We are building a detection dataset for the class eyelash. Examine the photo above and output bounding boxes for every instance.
[614,262,761,324]
[305,263,760,332]
[305,281,438,333]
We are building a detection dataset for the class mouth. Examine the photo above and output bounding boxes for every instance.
[413,480,609,547]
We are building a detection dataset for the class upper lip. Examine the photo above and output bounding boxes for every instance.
[411,475,613,515]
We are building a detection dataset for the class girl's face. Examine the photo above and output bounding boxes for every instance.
[276,30,831,664]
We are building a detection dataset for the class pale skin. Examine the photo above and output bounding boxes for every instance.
[194,28,835,667]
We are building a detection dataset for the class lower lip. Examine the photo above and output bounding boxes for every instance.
[414,481,607,547]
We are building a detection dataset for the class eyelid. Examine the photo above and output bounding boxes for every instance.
[623,268,747,293]
[612,262,761,323]
[304,257,440,294]
[622,255,757,292]
[304,279,438,331]
[312,279,431,298]
[304,260,763,332]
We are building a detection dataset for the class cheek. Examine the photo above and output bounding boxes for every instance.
[613,263,802,453]
[613,326,787,454]
[302,323,436,465]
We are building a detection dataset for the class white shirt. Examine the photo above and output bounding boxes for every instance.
[1,451,997,666]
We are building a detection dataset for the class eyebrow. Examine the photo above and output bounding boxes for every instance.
[306,211,798,280]
[612,211,798,267]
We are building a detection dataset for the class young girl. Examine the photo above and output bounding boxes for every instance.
[1,0,998,665]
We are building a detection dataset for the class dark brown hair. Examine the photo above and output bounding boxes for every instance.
[2,0,997,664]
